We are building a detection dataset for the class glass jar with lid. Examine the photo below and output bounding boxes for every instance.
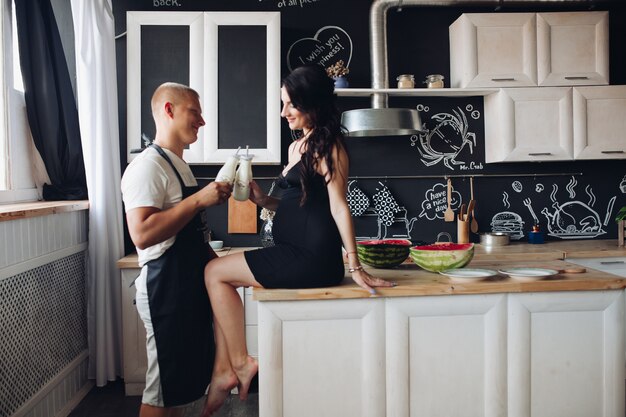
[424,74,444,88]
[396,74,415,89]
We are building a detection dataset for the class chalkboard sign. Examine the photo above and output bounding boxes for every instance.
[218,25,267,150]
[140,25,190,143]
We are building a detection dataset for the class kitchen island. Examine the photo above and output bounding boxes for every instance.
[252,240,626,417]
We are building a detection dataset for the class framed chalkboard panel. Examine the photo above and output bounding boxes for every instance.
[127,12,280,164]
[127,12,204,162]
[203,12,281,164]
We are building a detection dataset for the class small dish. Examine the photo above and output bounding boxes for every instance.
[439,268,498,283]
[213,247,230,253]
[498,267,559,282]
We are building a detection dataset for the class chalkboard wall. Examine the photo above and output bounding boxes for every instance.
[114,0,626,250]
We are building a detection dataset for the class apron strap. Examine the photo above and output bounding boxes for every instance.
[150,143,186,191]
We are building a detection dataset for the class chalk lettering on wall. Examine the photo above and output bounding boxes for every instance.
[410,105,480,171]
[419,182,462,220]
[152,0,182,6]
[265,0,321,7]
[348,181,417,240]
[286,26,352,72]
[539,180,615,240]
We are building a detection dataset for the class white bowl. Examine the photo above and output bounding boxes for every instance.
[209,240,224,250]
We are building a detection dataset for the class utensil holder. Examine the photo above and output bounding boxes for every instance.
[457,219,470,244]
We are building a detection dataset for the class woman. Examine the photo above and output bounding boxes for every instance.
[201,65,395,416]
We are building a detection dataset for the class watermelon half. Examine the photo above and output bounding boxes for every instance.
[356,239,412,268]
[409,243,474,272]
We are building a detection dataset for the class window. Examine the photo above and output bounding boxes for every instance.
[0,0,38,203]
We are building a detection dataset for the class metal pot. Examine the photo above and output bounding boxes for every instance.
[479,232,510,247]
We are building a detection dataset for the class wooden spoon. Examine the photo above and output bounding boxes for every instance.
[469,177,478,233]
[445,178,455,222]
[466,200,475,225]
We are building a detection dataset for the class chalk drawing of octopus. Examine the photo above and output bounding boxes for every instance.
[414,106,476,170]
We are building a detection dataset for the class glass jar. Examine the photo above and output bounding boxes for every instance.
[396,74,415,89]
[424,74,445,88]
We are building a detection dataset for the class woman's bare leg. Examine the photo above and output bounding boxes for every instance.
[201,320,237,417]
[204,252,261,401]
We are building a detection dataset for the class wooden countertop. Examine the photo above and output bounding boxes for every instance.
[252,259,626,301]
[116,240,626,301]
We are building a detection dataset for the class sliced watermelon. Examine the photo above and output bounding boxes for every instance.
[356,239,412,268]
[409,243,474,272]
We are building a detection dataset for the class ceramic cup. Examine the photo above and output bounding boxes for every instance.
[209,240,224,250]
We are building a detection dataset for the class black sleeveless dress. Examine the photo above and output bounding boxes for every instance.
[244,160,345,288]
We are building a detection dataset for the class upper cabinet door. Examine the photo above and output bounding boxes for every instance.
[537,12,609,87]
[127,12,205,163]
[573,86,626,160]
[484,87,573,162]
[450,13,537,88]
[126,11,281,164]
[203,12,281,164]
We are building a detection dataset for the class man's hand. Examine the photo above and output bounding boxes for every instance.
[199,181,232,207]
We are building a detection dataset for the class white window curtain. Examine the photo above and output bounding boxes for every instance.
[70,0,123,386]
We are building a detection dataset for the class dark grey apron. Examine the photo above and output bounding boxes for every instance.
[145,144,216,406]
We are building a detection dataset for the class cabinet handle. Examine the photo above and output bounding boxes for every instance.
[491,78,515,82]
[528,152,552,156]
[600,150,625,154]
[564,76,589,80]
[600,261,625,265]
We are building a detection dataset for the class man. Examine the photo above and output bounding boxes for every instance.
[121,83,232,416]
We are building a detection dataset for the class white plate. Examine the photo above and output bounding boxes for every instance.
[213,247,230,252]
[439,268,498,283]
[498,268,559,282]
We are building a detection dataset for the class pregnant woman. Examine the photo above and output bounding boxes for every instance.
[200,65,395,416]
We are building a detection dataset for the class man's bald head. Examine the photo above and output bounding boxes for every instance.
[151,82,200,120]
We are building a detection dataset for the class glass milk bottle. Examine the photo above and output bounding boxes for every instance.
[215,148,240,185]
[233,155,253,201]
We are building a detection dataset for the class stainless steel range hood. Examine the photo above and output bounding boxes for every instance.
[342,0,610,137]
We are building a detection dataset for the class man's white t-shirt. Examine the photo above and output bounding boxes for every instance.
[121,146,198,292]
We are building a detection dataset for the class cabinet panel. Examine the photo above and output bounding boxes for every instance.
[258,299,386,417]
[484,87,573,162]
[386,294,507,417]
[573,86,626,160]
[450,13,537,88]
[508,291,625,417]
[537,12,609,86]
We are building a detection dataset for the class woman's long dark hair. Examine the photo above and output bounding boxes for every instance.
[282,65,345,205]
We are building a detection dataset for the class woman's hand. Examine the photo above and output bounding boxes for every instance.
[350,268,396,295]
[248,180,266,206]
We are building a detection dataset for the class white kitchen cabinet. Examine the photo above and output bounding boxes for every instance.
[450,13,537,88]
[386,294,507,417]
[450,11,609,89]
[258,298,386,417]
[573,86,626,159]
[126,11,281,164]
[537,12,609,86]
[508,291,624,417]
[257,290,625,417]
[120,268,148,396]
[484,87,573,162]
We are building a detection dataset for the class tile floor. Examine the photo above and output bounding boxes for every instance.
[67,379,259,417]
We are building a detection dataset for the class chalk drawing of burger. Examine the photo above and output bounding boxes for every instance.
[490,211,525,240]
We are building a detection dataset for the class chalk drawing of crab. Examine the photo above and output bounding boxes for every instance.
[415,106,476,170]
